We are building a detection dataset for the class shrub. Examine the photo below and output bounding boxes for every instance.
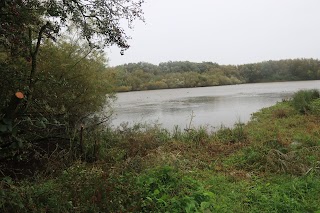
[137,166,215,212]
[310,98,320,116]
[0,38,115,176]
[291,89,320,113]
[214,122,247,143]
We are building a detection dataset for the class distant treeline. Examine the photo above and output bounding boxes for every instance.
[106,59,320,92]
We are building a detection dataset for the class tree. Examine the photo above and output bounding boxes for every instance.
[0,0,145,172]
[1,0,145,50]
[0,0,144,104]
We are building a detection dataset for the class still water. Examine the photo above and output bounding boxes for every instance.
[111,80,320,130]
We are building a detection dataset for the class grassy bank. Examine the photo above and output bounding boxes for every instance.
[1,90,320,212]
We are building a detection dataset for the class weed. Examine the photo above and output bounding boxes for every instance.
[214,121,247,143]
[310,98,320,116]
[273,108,288,118]
[137,165,215,212]
[183,127,209,145]
[2,92,320,212]
[246,175,320,212]
[291,89,320,113]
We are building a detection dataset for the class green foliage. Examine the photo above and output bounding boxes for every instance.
[291,89,320,113]
[310,98,320,116]
[214,122,247,143]
[110,59,320,92]
[182,127,210,145]
[225,145,266,171]
[36,39,115,124]
[1,97,320,212]
[110,61,245,91]
[0,38,115,174]
[2,169,320,212]
[0,0,144,54]
[227,98,320,175]
[137,166,215,212]
[246,175,320,212]
[1,0,145,174]
[0,0,43,57]
[0,164,140,212]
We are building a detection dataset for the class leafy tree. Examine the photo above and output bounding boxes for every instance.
[0,0,144,104]
[0,38,116,168]
[0,0,144,174]
[36,39,115,125]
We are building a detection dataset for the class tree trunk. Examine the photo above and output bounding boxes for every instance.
[26,22,50,108]
[3,92,24,120]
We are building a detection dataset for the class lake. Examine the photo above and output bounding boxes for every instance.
[111,80,320,130]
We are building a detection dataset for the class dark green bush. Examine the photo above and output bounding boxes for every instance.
[0,39,115,176]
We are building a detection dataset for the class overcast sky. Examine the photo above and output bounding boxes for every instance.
[107,0,320,66]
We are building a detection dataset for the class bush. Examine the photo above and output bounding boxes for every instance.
[214,122,247,143]
[137,166,215,212]
[0,38,115,176]
[310,98,320,116]
[291,89,320,113]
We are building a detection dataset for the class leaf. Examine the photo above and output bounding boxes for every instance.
[146,197,153,202]
[200,201,212,210]
[0,124,7,132]
[153,189,160,195]
[3,176,13,184]
[53,119,60,125]
[41,117,49,124]
[7,122,12,132]
[12,127,18,135]
[35,120,46,128]
[2,118,12,125]
[185,200,196,213]
[17,139,23,148]
[24,116,33,125]
[203,191,215,198]
[12,135,24,148]
[156,198,167,206]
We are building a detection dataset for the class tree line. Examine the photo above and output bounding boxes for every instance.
[107,59,320,92]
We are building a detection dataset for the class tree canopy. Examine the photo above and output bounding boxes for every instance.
[0,0,145,107]
[108,59,320,92]
[0,0,145,54]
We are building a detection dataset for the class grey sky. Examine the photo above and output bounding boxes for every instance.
[107,0,320,66]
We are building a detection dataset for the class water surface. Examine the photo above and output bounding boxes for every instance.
[111,80,320,130]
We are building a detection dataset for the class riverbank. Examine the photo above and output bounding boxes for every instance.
[1,91,320,212]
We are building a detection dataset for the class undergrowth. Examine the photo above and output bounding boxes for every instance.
[1,90,320,212]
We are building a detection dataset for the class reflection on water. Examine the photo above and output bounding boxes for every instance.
[110,80,320,130]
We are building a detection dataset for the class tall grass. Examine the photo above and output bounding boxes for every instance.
[291,89,320,113]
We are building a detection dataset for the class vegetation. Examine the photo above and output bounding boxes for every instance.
[1,90,320,212]
[0,0,143,175]
[107,59,320,91]
[291,89,320,113]
[1,1,320,212]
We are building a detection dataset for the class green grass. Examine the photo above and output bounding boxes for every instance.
[1,90,320,212]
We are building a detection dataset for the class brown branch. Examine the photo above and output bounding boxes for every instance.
[26,22,50,106]
[69,48,93,71]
